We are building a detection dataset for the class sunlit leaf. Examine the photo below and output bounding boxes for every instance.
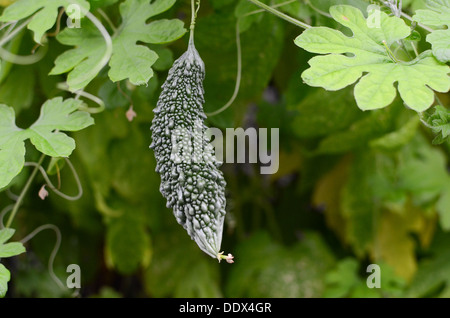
[295,5,450,111]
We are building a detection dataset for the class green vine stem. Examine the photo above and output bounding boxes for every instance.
[0,16,33,48]
[205,20,242,117]
[69,8,113,92]
[206,0,298,116]
[57,82,106,114]
[246,0,311,29]
[382,40,400,63]
[305,0,332,18]
[20,224,65,290]
[364,0,435,33]
[97,8,117,33]
[190,0,201,43]
[5,154,45,228]
[0,205,14,229]
[0,44,47,65]
[400,12,435,33]
[241,0,297,16]
[24,158,83,201]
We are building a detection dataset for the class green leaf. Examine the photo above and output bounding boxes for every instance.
[324,259,406,298]
[0,66,35,114]
[287,87,364,139]
[151,46,174,71]
[398,135,449,207]
[235,0,264,33]
[28,98,94,156]
[370,115,421,150]
[0,106,28,190]
[50,0,186,91]
[421,105,450,145]
[0,97,94,189]
[437,186,450,230]
[323,258,361,298]
[340,151,379,256]
[0,228,14,244]
[0,264,10,298]
[108,0,185,84]
[106,215,151,275]
[144,230,222,297]
[313,104,400,155]
[407,232,450,297]
[0,242,26,258]
[396,135,450,231]
[0,0,90,44]
[0,228,25,258]
[225,231,335,297]
[413,0,450,62]
[294,5,450,112]
[195,9,284,127]
[46,157,66,176]
[49,20,108,92]
[88,0,119,10]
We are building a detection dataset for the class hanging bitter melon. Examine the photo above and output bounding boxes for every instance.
[150,35,230,261]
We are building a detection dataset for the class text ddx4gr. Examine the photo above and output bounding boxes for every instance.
[179,302,272,314]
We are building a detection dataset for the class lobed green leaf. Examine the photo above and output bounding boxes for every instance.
[0,0,90,44]
[0,97,94,189]
[413,0,450,62]
[295,5,450,112]
[51,0,186,91]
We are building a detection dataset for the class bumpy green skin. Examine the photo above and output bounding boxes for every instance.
[150,40,227,258]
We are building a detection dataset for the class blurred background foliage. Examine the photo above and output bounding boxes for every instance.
[1,0,449,298]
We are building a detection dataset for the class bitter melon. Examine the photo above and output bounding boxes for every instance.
[150,35,228,260]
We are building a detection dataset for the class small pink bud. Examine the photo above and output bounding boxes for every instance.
[217,251,235,264]
[225,253,234,264]
[38,185,49,200]
[126,106,137,122]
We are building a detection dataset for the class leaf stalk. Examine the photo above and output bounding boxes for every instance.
[246,0,311,29]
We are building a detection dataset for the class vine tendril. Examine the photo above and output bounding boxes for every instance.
[20,224,65,291]
[24,158,83,201]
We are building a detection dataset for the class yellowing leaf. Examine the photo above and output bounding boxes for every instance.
[372,207,436,281]
[312,156,351,242]
[269,144,303,182]
[0,0,16,7]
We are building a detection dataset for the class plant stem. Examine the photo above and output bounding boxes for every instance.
[190,0,200,44]
[400,12,435,33]
[6,154,45,228]
[206,20,242,117]
[305,0,332,18]
[20,224,65,290]
[23,158,83,201]
[70,9,112,92]
[246,0,311,29]
[242,0,297,17]
[97,8,117,33]
[0,17,33,47]
[382,40,400,63]
[0,44,47,65]
[207,0,305,117]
